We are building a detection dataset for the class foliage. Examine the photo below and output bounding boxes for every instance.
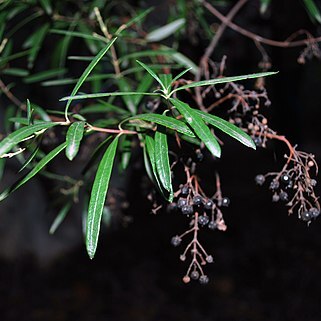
[0,0,320,283]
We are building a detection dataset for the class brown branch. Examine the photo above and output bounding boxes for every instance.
[195,0,248,109]
[0,78,25,110]
[201,0,321,48]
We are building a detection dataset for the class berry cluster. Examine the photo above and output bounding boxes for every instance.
[255,149,320,223]
[168,170,229,284]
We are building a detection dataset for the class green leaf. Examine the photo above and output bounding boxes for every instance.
[81,102,129,115]
[18,144,41,173]
[49,202,72,234]
[127,114,195,137]
[2,68,29,77]
[135,60,165,91]
[260,0,271,14]
[154,131,173,201]
[171,67,193,85]
[50,29,106,43]
[0,142,66,202]
[26,99,33,125]
[24,68,67,84]
[171,71,278,94]
[115,7,154,35]
[64,38,117,121]
[160,74,173,90]
[117,77,136,114]
[0,122,59,158]
[194,110,256,149]
[39,0,52,15]
[146,18,185,42]
[303,0,321,23]
[86,136,118,259]
[27,23,50,68]
[60,91,160,102]
[170,98,221,158]
[65,121,85,161]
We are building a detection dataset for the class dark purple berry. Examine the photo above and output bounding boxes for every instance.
[221,197,230,207]
[198,215,210,226]
[171,236,181,247]
[279,191,288,201]
[281,174,290,183]
[253,137,262,147]
[190,271,200,280]
[255,174,265,186]
[269,179,280,190]
[206,255,214,263]
[180,185,190,196]
[145,100,154,110]
[310,179,317,187]
[204,199,214,210]
[167,202,177,213]
[199,275,209,284]
[309,207,320,218]
[193,195,204,206]
[181,205,194,215]
[195,149,204,162]
[177,198,187,209]
[286,180,293,189]
[300,211,312,222]
[272,193,280,202]
[208,221,217,230]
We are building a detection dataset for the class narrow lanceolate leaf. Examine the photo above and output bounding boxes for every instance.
[65,121,85,161]
[49,202,72,234]
[86,137,118,259]
[146,18,185,42]
[260,0,271,14]
[0,122,58,158]
[194,110,256,149]
[64,38,117,120]
[303,0,321,23]
[0,142,66,202]
[154,131,173,201]
[171,71,278,94]
[127,114,195,137]
[170,98,221,158]
[135,60,165,91]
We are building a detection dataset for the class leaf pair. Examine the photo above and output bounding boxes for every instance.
[170,98,256,158]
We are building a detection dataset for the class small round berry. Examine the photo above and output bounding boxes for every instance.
[309,207,320,218]
[286,180,293,189]
[272,193,280,202]
[279,191,288,202]
[177,198,187,209]
[180,254,186,261]
[181,205,194,215]
[206,255,214,263]
[193,195,204,206]
[199,275,209,285]
[255,174,265,186]
[204,199,214,210]
[253,137,262,147]
[198,215,210,226]
[308,160,314,167]
[167,202,177,213]
[269,180,280,190]
[190,271,200,280]
[281,174,290,184]
[310,179,317,187]
[195,149,204,162]
[221,197,230,207]
[208,221,217,230]
[180,185,190,196]
[145,100,154,110]
[183,275,190,284]
[171,236,182,247]
[300,211,312,222]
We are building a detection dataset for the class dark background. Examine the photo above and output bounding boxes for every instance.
[1,0,321,320]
